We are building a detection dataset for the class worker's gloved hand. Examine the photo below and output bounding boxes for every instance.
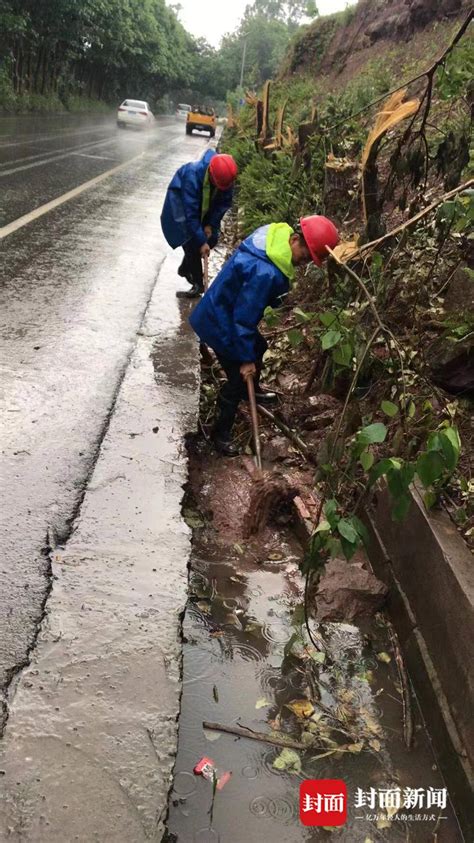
[240,362,256,380]
[200,242,211,257]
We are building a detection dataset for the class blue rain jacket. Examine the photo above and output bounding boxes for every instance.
[189,225,290,363]
[161,149,233,249]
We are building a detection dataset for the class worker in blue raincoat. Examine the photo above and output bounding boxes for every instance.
[161,150,238,298]
[190,216,340,455]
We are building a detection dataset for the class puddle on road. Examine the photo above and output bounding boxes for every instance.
[165,443,461,843]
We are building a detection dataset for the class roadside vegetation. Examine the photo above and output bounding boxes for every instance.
[221,7,473,577]
[0,0,317,113]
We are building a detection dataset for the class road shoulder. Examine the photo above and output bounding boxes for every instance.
[0,252,200,842]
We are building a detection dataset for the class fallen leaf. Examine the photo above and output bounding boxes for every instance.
[203,729,221,742]
[310,650,326,664]
[377,651,391,664]
[347,741,364,753]
[369,738,381,752]
[233,544,244,555]
[268,551,283,561]
[272,748,302,774]
[255,697,270,710]
[213,685,219,703]
[224,612,242,629]
[285,699,314,719]
[183,508,205,528]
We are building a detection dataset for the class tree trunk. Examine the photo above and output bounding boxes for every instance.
[17,44,23,95]
[41,49,48,94]
[33,46,43,93]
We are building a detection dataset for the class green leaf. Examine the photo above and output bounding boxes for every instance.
[324,499,339,528]
[337,518,358,544]
[423,490,437,509]
[287,328,304,347]
[360,449,374,471]
[321,329,342,350]
[291,605,305,627]
[370,457,402,484]
[371,252,383,272]
[351,515,370,547]
[318,311,337,327]
[293,306,314,323]
[332,342,353,367]
[438,427,461,471]
[340,535,358,560]
[357,423,387,445]
[263,305,281,328]
[386,462,415,498]
[416,451,446,487]
[284,631,301,657]
[392,493,411,521]
[315,519,331,533]
[381,400,398,417]
[273,748,302,774]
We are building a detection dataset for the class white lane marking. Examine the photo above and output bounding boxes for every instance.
[0,133,115,168]
[0,152,145,239]
[0,137,118,177]
[72,152,118,161]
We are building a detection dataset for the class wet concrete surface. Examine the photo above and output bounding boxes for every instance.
[165,446,462,842]
[0,113,211,730]
[0,251,200,840]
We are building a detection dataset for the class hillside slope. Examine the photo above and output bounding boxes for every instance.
[281,0,471,90]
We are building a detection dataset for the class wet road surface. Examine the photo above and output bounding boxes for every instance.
[0,113,176,226]
[0,113,210,728]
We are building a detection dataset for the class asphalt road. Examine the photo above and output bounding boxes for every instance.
[0,113,210,728]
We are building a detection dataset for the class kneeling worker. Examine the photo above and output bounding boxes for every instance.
[189,216,339,455]
[161,150,238,299]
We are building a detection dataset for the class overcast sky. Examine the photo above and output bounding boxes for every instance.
[173,1,354,48]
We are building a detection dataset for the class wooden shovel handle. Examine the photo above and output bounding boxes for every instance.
[203,253,209,291]
[245,373,262,471]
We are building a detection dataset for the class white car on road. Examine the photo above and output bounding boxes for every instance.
[175,103,191,119]
[117,100,154,129]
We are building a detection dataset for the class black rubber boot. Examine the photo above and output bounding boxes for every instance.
[254,389,279,407]
[211,394,239,456]
[176,283,204,299]
[210,432,240,457]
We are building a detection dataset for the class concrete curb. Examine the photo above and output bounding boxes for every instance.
[364,485,474,840]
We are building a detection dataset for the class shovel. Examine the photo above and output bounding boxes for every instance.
[203,253,209,292]
[244,372,262,472]
[242,375,292,535]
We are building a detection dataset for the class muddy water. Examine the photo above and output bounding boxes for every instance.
[165,445,461,843]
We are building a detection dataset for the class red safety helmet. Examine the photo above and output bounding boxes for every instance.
[299,215,340,266]
[209,154,238,190]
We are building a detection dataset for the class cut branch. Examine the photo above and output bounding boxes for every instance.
[256,404,316,463]
[357,178,474,255]
[203,721,308,750]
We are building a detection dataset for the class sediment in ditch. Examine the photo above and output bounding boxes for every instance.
[164,429,462,842]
